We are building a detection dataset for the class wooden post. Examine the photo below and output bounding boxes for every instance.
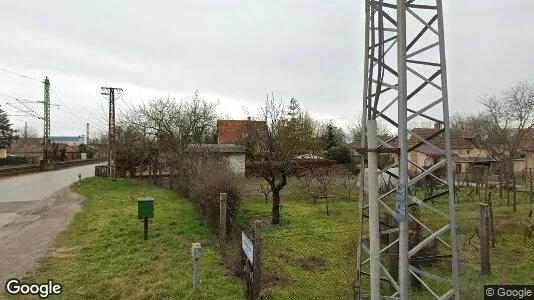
[530,169,533,214]
[252,226,262,299]
[488,192,495,248]
[219,193,227,241]
[479,203,491,275]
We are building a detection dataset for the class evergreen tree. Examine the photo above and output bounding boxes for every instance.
[0,105,14,149]
[288,97,301,118]
[324,122,339,150]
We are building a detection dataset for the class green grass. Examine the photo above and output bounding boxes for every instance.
[238,177,534,300]
[22,178,243,299]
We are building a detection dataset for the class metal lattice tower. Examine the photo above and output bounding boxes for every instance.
[356,1,459,299]
[101,87,121,179]
[43,76,51,160]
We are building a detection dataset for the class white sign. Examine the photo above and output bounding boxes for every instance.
[241,232,254,262]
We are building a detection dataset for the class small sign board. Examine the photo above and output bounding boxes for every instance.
[395,184,407,222]
[241,232,254,262]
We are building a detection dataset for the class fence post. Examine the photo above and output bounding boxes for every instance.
[252,226,262,299]
[479,203,491,275]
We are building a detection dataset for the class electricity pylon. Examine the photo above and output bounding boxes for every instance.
[101,87,122,180]
[43,76,51,160]
[356,1,459,299]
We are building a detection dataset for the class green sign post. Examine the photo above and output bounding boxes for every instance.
[137,197,154,240]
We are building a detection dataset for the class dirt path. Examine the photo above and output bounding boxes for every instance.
[0,187,83,285]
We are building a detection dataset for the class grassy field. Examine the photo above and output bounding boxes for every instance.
[23,178,243,299]
[238,177,534,300]
[17,176,533,299]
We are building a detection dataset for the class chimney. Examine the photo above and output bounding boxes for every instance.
[434,122,442,131]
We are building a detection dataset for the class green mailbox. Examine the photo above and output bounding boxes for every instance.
[137,197,154,240]
[138,197,154,219]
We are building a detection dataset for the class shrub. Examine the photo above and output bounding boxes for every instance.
[0,156,28,166]
[187,156,241,233]
[326,145,353,164]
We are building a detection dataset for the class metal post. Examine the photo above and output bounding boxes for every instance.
[436,0,460,296]
[193,258,199,289]
[192,243,202,289]
[143,217,148,240]
[43,76,50,160]
[356,2,370,297]
[367,120,380,299]
[396,1,409,298]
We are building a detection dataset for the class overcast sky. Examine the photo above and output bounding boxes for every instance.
[1,1,533,137]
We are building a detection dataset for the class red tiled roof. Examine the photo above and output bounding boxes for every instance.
[217,119,268,145]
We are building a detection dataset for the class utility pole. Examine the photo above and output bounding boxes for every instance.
[356,1,459,299]
[23,122,28,138]
[43,76,51,161]
[86,122,90,148]
[101,87,121,179]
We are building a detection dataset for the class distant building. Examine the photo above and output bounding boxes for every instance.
[7,136,83,162]
[50,136,84,147]
[7,138,43,162]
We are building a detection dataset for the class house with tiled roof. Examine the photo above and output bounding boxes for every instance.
[408,123,492,174]
[216,118,268,176]
[216,118,268,145]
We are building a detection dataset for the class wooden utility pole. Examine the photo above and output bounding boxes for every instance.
[479,203,491,275]
[101,87,122,179]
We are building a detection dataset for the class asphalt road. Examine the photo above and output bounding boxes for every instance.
[0,163,103,285]
[0,163,102,203]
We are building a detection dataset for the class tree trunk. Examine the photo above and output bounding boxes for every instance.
[512,172,517,212]
[271,190,281,225]
[498,169,503,198]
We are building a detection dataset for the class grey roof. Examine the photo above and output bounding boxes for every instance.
[186,143,245,153]
[414,144,445,156]
[50,136,84,142]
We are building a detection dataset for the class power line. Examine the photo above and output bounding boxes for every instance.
[4,102,42,120]
[0,66,41,82]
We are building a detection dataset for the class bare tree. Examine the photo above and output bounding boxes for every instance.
[122,91,217,187]
[258,181,271,203]
[478,83,534,211]
[341,173,358,202]
[246,93,318,225]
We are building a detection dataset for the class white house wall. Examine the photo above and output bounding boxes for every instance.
[225,154,245,177]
